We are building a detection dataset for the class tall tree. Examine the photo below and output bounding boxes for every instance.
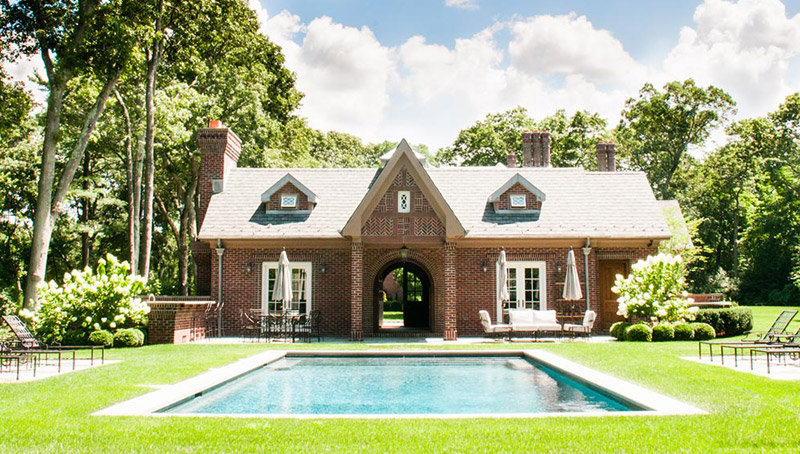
[538,109,608,169]
[1,0,144,307]
[615,79,735,199]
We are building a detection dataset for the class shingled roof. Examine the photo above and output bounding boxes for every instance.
[198,161,671,241]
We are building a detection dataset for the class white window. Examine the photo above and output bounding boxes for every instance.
[261,262,312,315]
[280,194,298,208]
[497,261,546,321]
[398,190,410,213]
[510,194,526,208]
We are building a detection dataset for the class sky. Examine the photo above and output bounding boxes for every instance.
[6,0,800,153]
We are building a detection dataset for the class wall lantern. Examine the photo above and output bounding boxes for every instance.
[400,245,409,262]
[246,262,252,274]
[320,263,328,274]
[556,262,563,274]
[480,261,488,273]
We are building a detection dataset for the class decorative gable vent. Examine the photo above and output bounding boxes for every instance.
[488,173,545,214]
[261,173,318,213]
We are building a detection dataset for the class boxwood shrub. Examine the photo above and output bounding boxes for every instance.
[610,322,631,341]
[88,330,114,348]
[625,324,652,342]
[674,323,695,340]
[114,328,144,347]
[652,324,675,342]
[691,322,716,340]
[693,307,752,337]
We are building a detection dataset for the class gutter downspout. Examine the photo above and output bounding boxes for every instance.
[582,237,592,312]
[215,239,225,335]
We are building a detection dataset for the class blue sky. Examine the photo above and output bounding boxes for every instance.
[245,0,800,151]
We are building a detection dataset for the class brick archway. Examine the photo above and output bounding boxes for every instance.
[364,248,445,335]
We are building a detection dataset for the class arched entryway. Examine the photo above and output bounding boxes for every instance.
[375,261,432,331]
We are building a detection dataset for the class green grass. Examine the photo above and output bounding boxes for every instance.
[1,307,799,453]
[383,311,403,320]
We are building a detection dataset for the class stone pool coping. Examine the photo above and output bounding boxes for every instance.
[94,350,706,418]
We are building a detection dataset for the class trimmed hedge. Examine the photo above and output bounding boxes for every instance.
[652,324,675,342]
[625,324,652,342]
[89,330,114,348]
[114,328,144,347]
[674,323,695,340]
[610,322,631,341]
[693,307,752,337]
[691,323,716,340]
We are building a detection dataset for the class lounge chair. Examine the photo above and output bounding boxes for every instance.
[0,343,36,381]
[717,324,800,367]
[698,309,797,360]
[508,309,562,340]
[479,310,511,340]
[564,310,596,338]
[2,315,104,370]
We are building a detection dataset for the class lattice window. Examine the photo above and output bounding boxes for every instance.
[510,194,526,208]
[280,194,298,208]
[398,191,410,213]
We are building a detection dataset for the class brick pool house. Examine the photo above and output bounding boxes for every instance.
[189,122,676,341]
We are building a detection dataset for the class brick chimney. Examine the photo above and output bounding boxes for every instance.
[197,120,242,228]
[506,151,517,168]
[539,131,551,167]
[596,142,616,171]
[532,131,542,166]
[522,131,533,167]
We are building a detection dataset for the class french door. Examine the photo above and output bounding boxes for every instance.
[498,261,546,321]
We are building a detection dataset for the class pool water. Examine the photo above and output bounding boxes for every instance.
[162,356,636,415]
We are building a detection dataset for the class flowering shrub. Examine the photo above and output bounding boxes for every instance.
[612,253,696,324]
[22,254,150,344]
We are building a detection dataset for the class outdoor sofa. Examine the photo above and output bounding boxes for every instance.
[479,310,511,340]
[508,309,563,339]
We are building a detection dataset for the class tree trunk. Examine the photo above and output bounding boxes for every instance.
[140,7,164,279]
[24,69,121,307]
[81,150,91,268]
[732,190,740,280]
[114,89,140,273]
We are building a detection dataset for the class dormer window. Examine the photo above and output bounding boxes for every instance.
[488,173,545,216]
[510,194,526,208]
[281,194,298,208]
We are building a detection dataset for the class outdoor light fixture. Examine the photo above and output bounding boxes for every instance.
[400,245,409,262]
[557,262,563,274]
[481,261,488,272]
[321,263,328,274]
[246,262,252,274]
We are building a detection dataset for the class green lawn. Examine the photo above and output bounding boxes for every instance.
[383,311,403,320]
[1,307,799,453]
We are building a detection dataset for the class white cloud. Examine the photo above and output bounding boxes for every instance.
[2,53,47,106]
[444,0,478,11]
[664,0,800,117]
[507,13,645,85]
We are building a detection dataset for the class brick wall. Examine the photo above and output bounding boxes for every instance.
[147,300,212,344]
[265,182,311,211]
[211,247,352,337]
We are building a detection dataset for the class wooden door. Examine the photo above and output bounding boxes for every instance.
[599,260,628,331]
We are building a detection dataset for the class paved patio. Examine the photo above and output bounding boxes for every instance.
[197,335,615,345]
[684,355,800,380]
[0,358,119,383]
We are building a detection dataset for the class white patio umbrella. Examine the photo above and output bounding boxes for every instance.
[562,248,583,301]
[497,248,510,320]
[272,248,293,311]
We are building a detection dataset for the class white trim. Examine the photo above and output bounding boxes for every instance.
[497,260,547,320]
[261,261,312,314]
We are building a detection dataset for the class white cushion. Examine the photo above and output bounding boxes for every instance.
[532,310,558,324]
[508,309,534,325]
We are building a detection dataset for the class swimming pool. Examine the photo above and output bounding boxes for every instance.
[96,350,705,418]
[160,356,636,415]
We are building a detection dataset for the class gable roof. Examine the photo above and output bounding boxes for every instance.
[488,173,546,203]
[198,154,671,241]
[341,139,465,240]
[260,173,318,204]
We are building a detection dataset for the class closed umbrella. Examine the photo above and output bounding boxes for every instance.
[497,248,510,320]
[562,248,583,301]
[272,248,293,311]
